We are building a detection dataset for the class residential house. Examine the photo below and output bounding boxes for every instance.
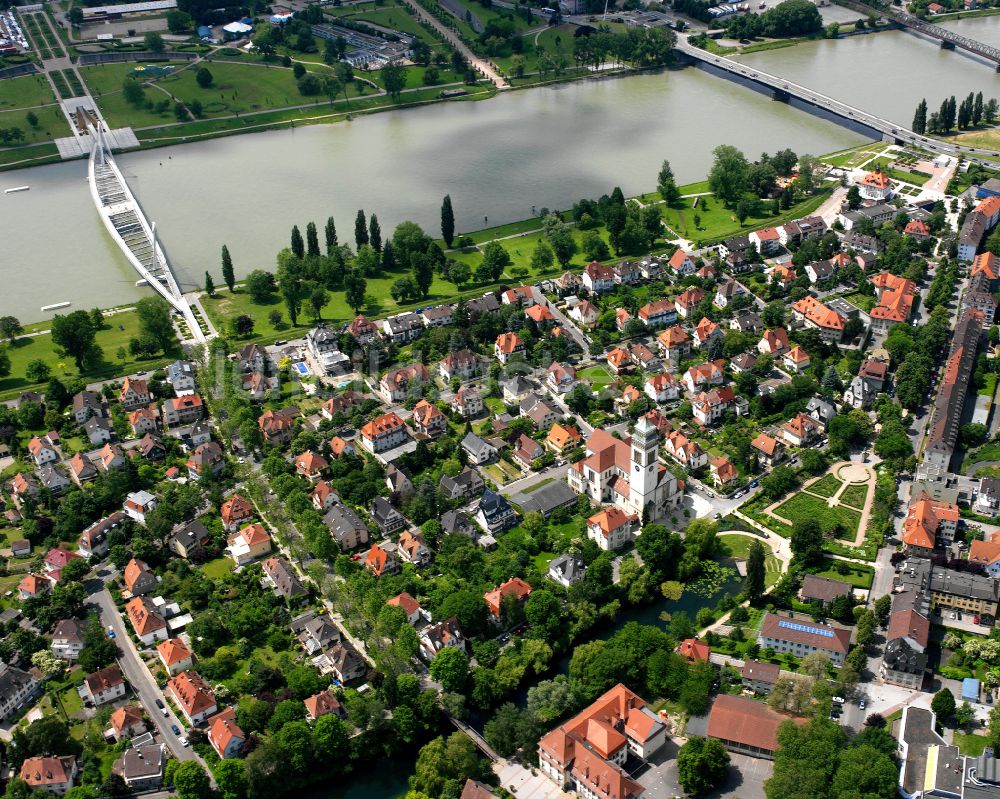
[0,663,41,721]
[304,690,345,722]
[569,299,599,328]
[902,492,960,555]
[379,364,431,404]
[741,660,780,695]
[28,435,59,467]
[656,325,692,365]
[781,413,823,447]
[502,375,535,405]
[311,480,339,513]
[730,352,757,374]
[236,343,267,373]
[663,430,709,470]
[526,304,556,326]
[208,708,245,760]
[167,671,217,725]
[294,450,328,482]
[451,386,484,418]
[493,330,534,370]
[262,557,307,602]
[548,554,586,587]
[18,574,50,600]
[220,494,254,533]
[78,512,126,559]
[668,248,696,276]
[227,523,272,566]
[123,558,157,596]
[364,542,399,577]
[165,360,196,395]
[119,377,151,411]
[714,278,746,309]
[440,467,484,502]
[462,432,498,465]
[710,456,738,488]
[587,507,639,551]
[513,434,546,470]
[371,496,406,535]
[157,638,194,676]
[82,417,114,446]
[881,606,930,690]
[411,399,447,438]
[324,503,370,551]
[136,433,165,461]
[186,441,224,479]
[346,315,378,344]
[638,299,677,329]
[258,407,298,446]
[320,391,366,420]
[380,313,424,344]
[693,317,722,349]
[783,346,810,374]
[751,433,784,469]
[161,394,203,427]
[677,638,710,663]
[629,343,660,372]
[51,619,85,661]
[476,490,517,535]
[750,227,781,255]
[645,373,681,404]
[484,577,532,619]
[856,168,893,201]
[386,592,427,626]
[419,618,468,661]
[398,530,431,567]
[547,362,578,394]
[606,346,631,374]
[359,412,409,454]
[97,443,125,473]
[692,386,737,427]
[905,218,931,240]
[975,476,1000,518]
[582,261,616,293]
[870,272,917,332]
[81,665,126,706]
[843,374,876,410]
[71,391,105,424]
[109,705,146,740]
[128,408,160,437]
[800,575,851,606]
[19,757,77,796]
[791,296,845,343]
[683,359,725,394]
[501,285,535,306]
[124,595,167,645]
[731,311,764,335]
[441,510,475,537]
[421,304,456,328]
[674,287,704,319]
[440,349,484,382]
[758,328,790,356]
[123,491,158,525]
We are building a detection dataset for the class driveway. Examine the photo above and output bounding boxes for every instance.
[493,760,572,799]
[85,578,199,765]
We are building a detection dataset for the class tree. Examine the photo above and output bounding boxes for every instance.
[830,744,898,799]
[676,736,730,795]
[912,98,927,134]
[745,539,766,601]
[290,225,305,259]
[932,688,956,723]
[135,297,175,352]
[0,316,22,342]
[232,315,254,336]
[245,270,275,303]
[480,241,511,281]
[213,761,248,799]
[582,230,611,262]
[708,144,749,207]
[221,245,235,292]
[143,32,165,52]
[441,195,456,247]
[309,287,329,321]
[413,253,434,298]
[195,67,213,88]
[50,311,99,371]
[447,262,471,288]
[547,223,578,267]
[381,60,406,100]
[790,517,823,565]
[122,79,145,106]
[172,762,210,799]
[525,590,561,640]
[657,159,681,206]
[306,221,320,258]
[874,594,891,628]
[410,733,486,798]
[204,271,215,295]
[530,240,555,272]
[325,217,338,254]
[430,646,469,694]
[354,210,368,250]
[25,360,50,383]
[344,270,367,314]
[368,214,382,253]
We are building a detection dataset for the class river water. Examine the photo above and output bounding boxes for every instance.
[2,17,998,321]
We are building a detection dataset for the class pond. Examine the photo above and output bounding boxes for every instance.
[304,756,413,799]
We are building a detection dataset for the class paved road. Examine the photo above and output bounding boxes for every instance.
[531,286,589,352]
[85,577,198,764]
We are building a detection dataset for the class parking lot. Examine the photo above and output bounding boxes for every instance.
[637,742,771,799]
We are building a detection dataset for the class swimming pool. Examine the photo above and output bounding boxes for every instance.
[294,362,309,376]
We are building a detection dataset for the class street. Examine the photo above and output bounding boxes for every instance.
[84,577,200,765]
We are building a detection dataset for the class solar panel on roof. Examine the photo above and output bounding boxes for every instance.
[777,619,835,638]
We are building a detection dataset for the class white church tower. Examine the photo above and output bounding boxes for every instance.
[630,416,660,519]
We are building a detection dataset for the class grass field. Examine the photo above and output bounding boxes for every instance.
[955,732,990,756]
[579,365,616,389]
[202,557,233,580]
[774,492,862,540]
[660,189,831,245]
[719,533,781,586]
[839,482,869,510]
[806,474,841,498]
[328,1,435,42]
[0,73,59,113]
[819,143,885,169]
[807,558,874,589]
[980,372,998,398]
[0,309,179,399]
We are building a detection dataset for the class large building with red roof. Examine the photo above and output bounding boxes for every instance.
[707,694,801,759]
[870,272,917,333]
[538,684,666,798]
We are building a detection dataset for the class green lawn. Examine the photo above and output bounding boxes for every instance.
[531,550,556,574]
[0,73,72,146]
[807,558,874,590]
[327,1,437,42]
[979,372,998,398]
[806,474,842,498]
[819,143,884,169]
[838,291,876,313]
[955,732,990,756]
[660,189,831,246]
[578,365,615,389]
[774,493,862,540]
[839,482,869,510]
[0,73,59,112]
[201,557,233,580]
[719,533,782,586]
[0,309,179,399]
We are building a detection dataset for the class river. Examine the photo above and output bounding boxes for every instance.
[2,16,999,321]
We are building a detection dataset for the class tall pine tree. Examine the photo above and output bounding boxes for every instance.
[369,214,382,252]
[912,99,927,135]
[745,539,766,602]
[325,216,338,254]
[354,210,368,250]
[290,225,305,259]
[204,271,215,295]
[221,245,235,292]
[306,221,320,257]
[441,194,455,248]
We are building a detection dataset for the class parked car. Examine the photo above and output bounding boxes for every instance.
[171,724,181,735]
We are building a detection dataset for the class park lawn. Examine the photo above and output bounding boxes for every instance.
[839,482,869,510]
[0,73,60,113]
[495,25,577,75]
[531,551,556,573]
[719,534,781,586]
[979,372,998,398]
[807,558,874,589]
[819,142,884,168]
[806,473,842,498]
[82,64,180,128]
[578,365,615,389]
[774,492,862,540]
[0,103,71,145]
[337,3,438,42]
[0,309,179,399]
[397,64,468,90]
[202,557,233,580]
[660,189,830,245]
